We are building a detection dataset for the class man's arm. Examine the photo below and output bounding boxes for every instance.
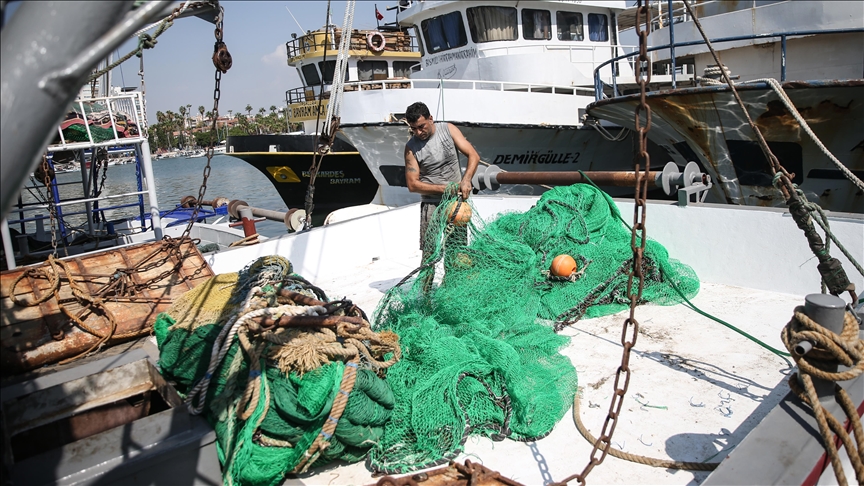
[404,145,446,196]
[448,123,480,200]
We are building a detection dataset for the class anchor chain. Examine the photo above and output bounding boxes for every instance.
[35,155,61,256]
[555,2,651,484]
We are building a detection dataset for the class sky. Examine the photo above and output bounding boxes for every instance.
[120,1,391,121]
[5,1,392,122]
[4,1,637,123]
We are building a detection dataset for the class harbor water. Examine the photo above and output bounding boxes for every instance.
[14,155,293,239]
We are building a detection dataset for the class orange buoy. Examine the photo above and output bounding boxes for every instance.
[550,254,578,277]
[446,201,472,226]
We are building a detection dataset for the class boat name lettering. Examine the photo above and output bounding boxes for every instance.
[291,101,328,120]
[302,170,345,178]
[329,178,362,184]
[425,47,477,67]
[492,151,580,165]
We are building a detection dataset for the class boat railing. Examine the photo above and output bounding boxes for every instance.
[348,78,596,95]
[47,92,148,152]
[287,78,596,105]
[285,28,419,62]
[592,26,864,100]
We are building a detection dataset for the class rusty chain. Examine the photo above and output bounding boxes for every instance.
[556,2,651,484]
[37,156,61,256]
[139,4,231,288]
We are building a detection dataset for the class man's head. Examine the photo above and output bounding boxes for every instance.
[406,102,434,140]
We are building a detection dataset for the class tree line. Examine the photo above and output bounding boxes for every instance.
[147,104,302,151]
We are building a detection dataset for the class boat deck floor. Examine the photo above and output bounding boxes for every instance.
[293,250,800,485]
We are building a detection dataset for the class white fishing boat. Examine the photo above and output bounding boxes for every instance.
[586,0,864,213]
[1,2,862,486]
[226,23,422,224]
[333,0,677,207]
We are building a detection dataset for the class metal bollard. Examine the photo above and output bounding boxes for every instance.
[800,293,847,402]
[228,207,265,240]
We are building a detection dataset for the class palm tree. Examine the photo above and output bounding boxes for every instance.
[258,107,266,116]
[198,105,206,125]
[245,104,252,116]
[269,105,277,115]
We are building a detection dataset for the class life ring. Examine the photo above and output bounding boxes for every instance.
[366,31,386,52]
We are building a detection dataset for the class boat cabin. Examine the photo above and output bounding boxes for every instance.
[397,0,630,87]
[285,26,421,133]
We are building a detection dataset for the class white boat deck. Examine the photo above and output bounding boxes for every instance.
[201,195,862,485]
[296,257,802,485]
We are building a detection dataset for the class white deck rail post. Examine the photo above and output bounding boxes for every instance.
[139,140,162,239]
[1,217,16,270]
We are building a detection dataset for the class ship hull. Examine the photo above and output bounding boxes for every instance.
[338,122,674,206]
[225,134,379,216]
[587,80,864,213]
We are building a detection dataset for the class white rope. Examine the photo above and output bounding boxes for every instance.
[590,122,629,142]
[742,78,864,192]
[323,0,355,135]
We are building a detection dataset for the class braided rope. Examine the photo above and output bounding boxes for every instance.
[571,390,718,471]
[292,358,361,474]
[781,308,864,485]
[744,78,864,192]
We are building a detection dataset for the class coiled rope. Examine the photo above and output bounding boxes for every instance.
[781,307,864,485]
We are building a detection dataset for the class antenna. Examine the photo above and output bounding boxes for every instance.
[285,6,305,33]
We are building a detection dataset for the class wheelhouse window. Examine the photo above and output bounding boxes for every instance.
[421,11,468,53]
[467,7,517,43]
[300,63,321,86]
[556,12,584,41]
[318,60,349,83]
[393,61,416,78]
[522,9,551,40]
[587,13,609,42]
[357,60,388,81]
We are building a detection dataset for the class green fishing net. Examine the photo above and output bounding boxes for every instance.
[154,257,397,486]
[367,183,699,473]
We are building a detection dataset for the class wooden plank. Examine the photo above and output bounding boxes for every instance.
[0,240,214,373]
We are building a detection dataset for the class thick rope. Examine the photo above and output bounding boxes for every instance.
[781,308,864,485]
[292,358,361,473]
[571,390,718,471]
[744,78,864,192]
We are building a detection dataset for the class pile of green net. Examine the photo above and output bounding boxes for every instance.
[367,183,699,473]
[154,258,397,486]
[154,183,699,483]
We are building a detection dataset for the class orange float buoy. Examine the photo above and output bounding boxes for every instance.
[446,201,472,226]
[550,254,578,277]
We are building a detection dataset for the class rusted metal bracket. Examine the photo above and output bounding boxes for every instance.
[374,460,525,486]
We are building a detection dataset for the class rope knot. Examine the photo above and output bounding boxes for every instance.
[137,33,157,55]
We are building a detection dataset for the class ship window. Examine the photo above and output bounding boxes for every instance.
[393,61,416,78]
[467,7,517,43]
[422,11,468,53]
[357,60,388,81]
[318,61,349,84]
[522,9,551,40]
[556,12,584,41]
[301,63,321,86]
[588,13,609,42]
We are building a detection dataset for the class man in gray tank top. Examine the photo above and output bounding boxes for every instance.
[404,102,480,264]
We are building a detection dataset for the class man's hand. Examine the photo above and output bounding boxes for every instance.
[459,180,472,200]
